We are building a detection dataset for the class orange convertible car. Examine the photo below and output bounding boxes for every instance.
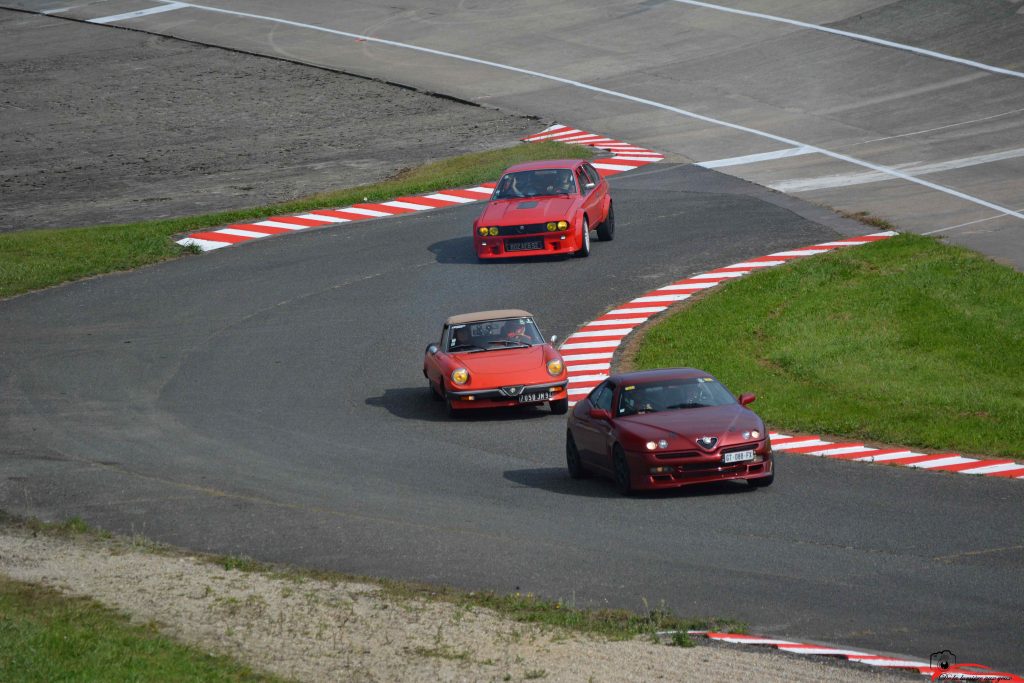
[423,310,569,416]
[473,159,613,260]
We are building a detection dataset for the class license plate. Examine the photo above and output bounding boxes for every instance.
[518,392,548,403]
[506,238,543,252]
[723,449,755,464]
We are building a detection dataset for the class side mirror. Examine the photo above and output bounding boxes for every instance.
[550,334,558,345]
[426,344,438,355]
[589,408,612,421]
[738,393,756,406]
[584,181,596,190]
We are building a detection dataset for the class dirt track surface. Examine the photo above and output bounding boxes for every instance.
[0,527,914,683]
[0,9,537,232]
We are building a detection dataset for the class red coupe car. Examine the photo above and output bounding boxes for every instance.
[566,368,774,495]
[473,159,614,260]
[423,309,569,416]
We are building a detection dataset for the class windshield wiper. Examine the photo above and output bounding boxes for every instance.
[449,344,486,353]
[487,340,531,348]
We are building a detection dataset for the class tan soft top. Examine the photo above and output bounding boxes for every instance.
[445,309,533,326]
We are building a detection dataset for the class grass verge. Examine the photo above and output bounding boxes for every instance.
[0,140,593,299]
[632,233,1024,459]
[0,576,284,683]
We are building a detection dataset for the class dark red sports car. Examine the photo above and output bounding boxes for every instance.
[566,368,774,495]
[473,159,613,260]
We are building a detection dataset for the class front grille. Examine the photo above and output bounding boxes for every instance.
[654,451,699,460]
[495,223,549,236]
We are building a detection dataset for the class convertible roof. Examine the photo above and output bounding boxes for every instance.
[445,309,533,325]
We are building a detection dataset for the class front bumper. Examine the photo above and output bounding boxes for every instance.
[447,381,568,409]
[474,232,581,258]
[629,444,773,490]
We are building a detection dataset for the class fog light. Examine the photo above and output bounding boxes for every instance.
[649,466,673,474]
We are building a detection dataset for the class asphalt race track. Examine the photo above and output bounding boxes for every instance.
[2,0,1023,673]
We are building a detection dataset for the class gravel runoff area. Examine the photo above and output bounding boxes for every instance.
[0,526,917,683]
[0,9,540,233]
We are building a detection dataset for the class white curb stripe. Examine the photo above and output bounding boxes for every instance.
[908,456,979,469]
[382,200,436,211]
[254,220,309,230]
[297,213,350,223]
[177,237,232,250]
[218,228,274,238]
[854,451,918,462]
[958,462,1024,475]
[424,193,476,204]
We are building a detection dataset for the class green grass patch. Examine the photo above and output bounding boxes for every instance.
[0,576,285,683]
[632,233,1024,459]
[0,140,593,299]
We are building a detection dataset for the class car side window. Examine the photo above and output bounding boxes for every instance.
[582,163,601,187]
[590,381,615,412]
[576,168,590,195]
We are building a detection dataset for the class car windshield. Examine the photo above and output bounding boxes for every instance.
[447,317,544,352]
[492,169,577,200]
[616,377,737,416]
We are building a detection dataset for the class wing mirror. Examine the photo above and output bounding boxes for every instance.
[589,408,612,421]
[738,393,756,406]
[426,344,438,355]
[584,181,596,190]
[550,334,558,344]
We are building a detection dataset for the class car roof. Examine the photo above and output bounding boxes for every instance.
[445,309,534,326]
[499,159,587,174]
[607,368,711,384]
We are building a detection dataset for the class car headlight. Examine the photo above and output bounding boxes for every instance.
[557,220,568,231]
[488,226,499,236]
[451,368,469,385]
[645,440,670,451]
[546,222,557,231]
[546,359,563,376]
[478,226,488,236]
[742,430,761,439]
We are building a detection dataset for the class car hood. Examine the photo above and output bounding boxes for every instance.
[618,405,763,446]
[453,346,552,380]
[478,196,578,225]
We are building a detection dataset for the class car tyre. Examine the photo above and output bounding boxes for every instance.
[575,217,591,258]
[596,203,615,241]
[550,397,569,415]
[429,380,443,402]
[566,432,587,479]
[613,445,633,496]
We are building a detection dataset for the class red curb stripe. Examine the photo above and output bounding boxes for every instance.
[186,231,252,244]
[784,442,864,455]
[986,466,1024,478]
[263,216,329,227]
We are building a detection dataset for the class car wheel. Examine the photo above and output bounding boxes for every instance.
[575,217,591,258]
[566,432,587,479]
[429,380,443,402]
[613,445,633,496]
[550,397,569,415]
[596,203,615,241]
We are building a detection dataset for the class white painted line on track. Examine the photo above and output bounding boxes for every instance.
[924,204,1024,235]
[154,1,1024,223]
[90,2,187,24]
[772,146,1024,193]
[670,0,1024,80]
[697,146,815,169]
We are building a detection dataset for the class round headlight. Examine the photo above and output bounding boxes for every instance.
[645,441,658,451]
[557,220,568,231]
[751,430,761,439]
[478,226,488,236]
[658,439,669,449]
[488,226,499,236]
[451,368,469,385]
[546,222,557,231]
[546,359,563,376]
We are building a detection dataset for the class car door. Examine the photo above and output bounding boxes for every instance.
[574,380,616,473]
[581,162,608,223]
